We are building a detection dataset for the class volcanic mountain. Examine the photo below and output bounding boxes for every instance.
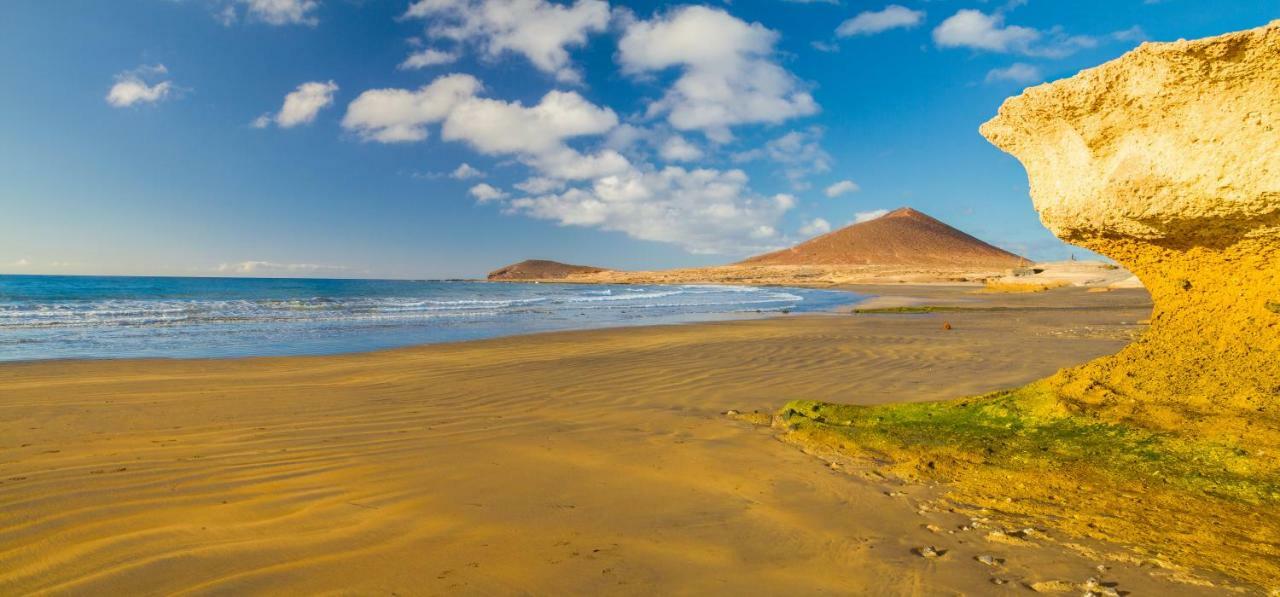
[487,259,608,281]
[741,207,1028,268]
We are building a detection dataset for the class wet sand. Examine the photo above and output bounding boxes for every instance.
[2,286,1211,595]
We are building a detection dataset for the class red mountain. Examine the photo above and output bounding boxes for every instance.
[741,207,1028,268]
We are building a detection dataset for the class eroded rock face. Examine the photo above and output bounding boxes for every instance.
[981,22,1280,423]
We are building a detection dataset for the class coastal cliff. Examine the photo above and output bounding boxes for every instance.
[980,21,1280,425]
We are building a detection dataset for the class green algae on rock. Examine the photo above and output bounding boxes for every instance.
[777,383,1280,588]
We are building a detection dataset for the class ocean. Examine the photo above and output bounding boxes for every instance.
[0,275,860,361]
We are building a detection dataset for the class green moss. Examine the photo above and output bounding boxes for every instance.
[779,385,1280,504]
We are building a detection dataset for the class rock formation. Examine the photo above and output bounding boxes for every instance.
[981,22,1280,425]
[487,259,607,281]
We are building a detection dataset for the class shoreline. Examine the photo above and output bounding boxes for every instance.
[0,280,860,364]
[0,309,850,368]
[4,285,1206,595]
[0,281,1124,367]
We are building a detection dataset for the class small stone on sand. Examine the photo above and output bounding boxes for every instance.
[975,554,1004,566]
[913,546,946,558]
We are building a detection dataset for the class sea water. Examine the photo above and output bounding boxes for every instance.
[0,275,860,361]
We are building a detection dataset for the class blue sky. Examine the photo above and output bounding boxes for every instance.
[1,0,1274,278]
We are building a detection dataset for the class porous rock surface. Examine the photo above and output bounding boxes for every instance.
[981,22,1280,428]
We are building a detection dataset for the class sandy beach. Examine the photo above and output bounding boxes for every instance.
[6,3,1279,595]
[2,285,1228,595]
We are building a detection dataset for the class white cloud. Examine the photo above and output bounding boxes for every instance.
[216,260,350,275]
[933,9,1039,53]
[106,64,174,108]
[345,74,627,184]
[9,258,31,268]
[400,48,457,70]
[403,0,609,83]
[341,73,482,142]
[599,124,709,165]
[440,90,618,156]
[346,70,802,256]
[515,176,565,194]
[825,179,860,198]
[237,0,319,26]
[732,127,831,187]
[216,4,238,26]
[524,147,631,181]
[618,5,818,141]
[985,62,1041,84]
[506,166,795,254]
[836,5,925,37]
[1111,26,1147,43]
[659,135,704,162]
[469,182,508,203]
[1033,28,1099,58]
[854,209,890,224]
[798,218,831,236]
[602,123,651,153]
[450,162,485,179]
[255,80,338,128]
[933,10,1099,58]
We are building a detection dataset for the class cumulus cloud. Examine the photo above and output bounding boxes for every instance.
[254,80,338,128]
[341,73,482,142]
[345,69,801,255]
[216,260,350,275]
[106,64,174,108]
[836,5,925,37]
[732,127,831,187]
[985,62,1041,84]
[853,209,890,224]
[524,147,631,181]
[450,162,485,179]
[345,74,625,181]
[403,0,609,83]
[469,182,508,203]
[933,10,1100,58]
[618,5,818,142]
[440,90,618,156]
[9,258,32,268]
[506,167,796,254]
[441,90,627,180]
[824,179,860,198]
[400,48,458,70]
[932,9,1039,53]
[514,176,565,194]
[798,218,831,237]
[224,0,320,26]
[659,135,704,162]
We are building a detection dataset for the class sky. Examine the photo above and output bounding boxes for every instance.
[1,0,1275,279]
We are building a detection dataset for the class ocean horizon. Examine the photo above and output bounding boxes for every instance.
[0,274,860,362]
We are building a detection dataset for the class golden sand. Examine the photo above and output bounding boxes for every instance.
[2,286,1220,595]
